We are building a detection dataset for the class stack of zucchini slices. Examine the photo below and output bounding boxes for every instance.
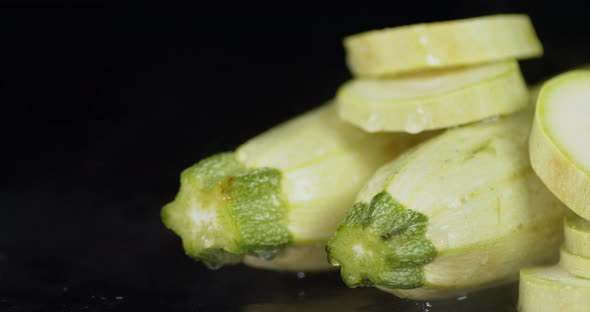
[337,14,541,133]
[519,71,590,312]
[327,14,569,300]
[162,14,590,305]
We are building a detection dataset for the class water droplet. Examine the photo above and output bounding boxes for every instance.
[482,115,500,123]
[405,118,425,134]
[419,36,428,45]
[426,54,440,65]
[415,301,432,311]
[296,272,305,279]
[368,112,379,123]
[256,249,278,260]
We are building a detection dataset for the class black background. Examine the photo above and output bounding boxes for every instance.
[1,1,588,311]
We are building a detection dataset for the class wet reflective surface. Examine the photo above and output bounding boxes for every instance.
[0,263,518,311]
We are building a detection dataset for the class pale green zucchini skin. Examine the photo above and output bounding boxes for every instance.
[162,103,423,271]
[327,110,568,300]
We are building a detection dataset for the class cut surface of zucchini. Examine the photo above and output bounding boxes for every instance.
[345,14,542,77]
[337,60,529,133]
[564,215,590,258]
[519,266,590,312]
[560,247,590,279]
[530,70,590,220]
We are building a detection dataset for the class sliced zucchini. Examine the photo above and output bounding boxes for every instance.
[337,60,529,133]
[345,14,542,77]
[162,103,424,271]
[327,111,568,300]
[518,265,590,312]
[530,70,590,220]
[564,215,590,258]
[560,247,590,279]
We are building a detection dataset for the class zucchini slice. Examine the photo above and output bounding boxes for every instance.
[564,215,590,258]
[519,266,590,312]
[560,247,590,279]
[345,14,542,77]
[337,60,529,133]
[530,70,590,220]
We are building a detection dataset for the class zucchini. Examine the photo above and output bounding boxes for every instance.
[564,215,590,258]
[560,247,590,279]
[327,110,567,299]
[345,14,542,77]
[242,243,332,272]
[530,70,590,220]
[161,103,424,271]
[518,266,590,312]
[337,60,529,133]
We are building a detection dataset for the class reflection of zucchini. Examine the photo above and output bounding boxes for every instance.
[161,103,424,271]
[519,266,590,312]
[344,14,542,77]
[327,111,567,300]
[530,70,590,220]
[337,60,529,133]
